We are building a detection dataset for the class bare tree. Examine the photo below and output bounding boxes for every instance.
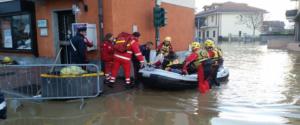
[237,12,264,40]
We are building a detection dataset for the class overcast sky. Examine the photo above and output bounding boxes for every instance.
[196,0,297,28]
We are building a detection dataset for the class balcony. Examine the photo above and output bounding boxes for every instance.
[286,9,298,21]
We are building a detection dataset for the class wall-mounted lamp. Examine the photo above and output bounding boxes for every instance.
[72,0,88,13]
[72,4,80,15]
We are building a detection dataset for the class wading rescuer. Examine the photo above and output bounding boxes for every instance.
[204,39,223,87]
[181,42,210,93]
[132,41,153,81]
[109,32,145,88]
[100,33,114,83]
[157,36,173,56]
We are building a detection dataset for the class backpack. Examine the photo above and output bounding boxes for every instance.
[114,32,133,53]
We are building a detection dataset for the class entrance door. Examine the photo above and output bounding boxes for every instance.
[56,10,75,64]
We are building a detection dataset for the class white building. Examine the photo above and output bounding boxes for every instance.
[195,2,266,42]
[286,0,300,42]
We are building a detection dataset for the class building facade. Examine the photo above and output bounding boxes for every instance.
[0,0,195,64]
[195,2,266,42]
[286,0,300,42]
[261,21,285,34]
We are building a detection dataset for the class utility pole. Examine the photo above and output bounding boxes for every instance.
[155,0,160,48]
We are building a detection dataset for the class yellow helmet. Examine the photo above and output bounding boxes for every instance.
[204,39,215,47]
[2,56,13,63]
[164,36,172,42]
[191,42,200,49]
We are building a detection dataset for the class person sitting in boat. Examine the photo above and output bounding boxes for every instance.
[182,41,211,93]
[152,50,165,68]
[151,51,181,73]
[162,51,182,73]
[204,39,223,87]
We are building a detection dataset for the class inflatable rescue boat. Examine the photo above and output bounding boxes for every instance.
[139,66,229,90]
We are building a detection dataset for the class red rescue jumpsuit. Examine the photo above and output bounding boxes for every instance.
[182,50,210,94]
[110,36,144,84]
[100,40,114,80]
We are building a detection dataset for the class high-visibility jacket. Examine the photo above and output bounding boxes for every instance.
[183,49,209,72]
[110,35,144,84]
[113,37,144,63]
[207,47,223,61]
[100,40,114,62]
[157,42,173,55]
[193,50,209,67]
[214,47,223,58]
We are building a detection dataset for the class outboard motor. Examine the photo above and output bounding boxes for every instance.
[0,91,7,119]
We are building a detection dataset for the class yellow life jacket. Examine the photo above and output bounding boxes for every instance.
[217,47,223,57]
[213,47,223,59]
[193,49,209,67]
[166,59,179,67]
[162,45,170,55]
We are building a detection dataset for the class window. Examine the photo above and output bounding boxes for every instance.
[239,31,242,37]
[206,31,209,38]
[213,31,216,37]
[211,15,214,23]
[0,14,32,50]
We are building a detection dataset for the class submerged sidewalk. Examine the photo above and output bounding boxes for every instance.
[267,35,300,52]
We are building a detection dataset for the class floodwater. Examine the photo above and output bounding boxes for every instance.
[1,42,300,125]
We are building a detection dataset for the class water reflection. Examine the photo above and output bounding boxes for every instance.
[212,43,300,125]
[1,42,300,125]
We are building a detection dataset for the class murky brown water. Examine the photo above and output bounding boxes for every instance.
[2,42,300,125]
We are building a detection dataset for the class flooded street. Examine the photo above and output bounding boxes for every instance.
[2,42,300,125]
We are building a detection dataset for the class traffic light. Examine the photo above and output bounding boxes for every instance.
[153,6,167,27]
[160,8,167,27]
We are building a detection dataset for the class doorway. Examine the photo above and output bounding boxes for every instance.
[55,10,75,64]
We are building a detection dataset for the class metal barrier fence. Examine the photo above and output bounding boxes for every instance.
[0,64,103,110]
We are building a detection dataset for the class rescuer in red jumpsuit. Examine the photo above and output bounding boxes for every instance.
[100,33,114,83]
[157,36,174,56]
[182,42,210,93]
[204,39,223,87]
[109,32,145,88]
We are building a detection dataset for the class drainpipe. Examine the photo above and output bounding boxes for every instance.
[98,0,104,41]
[216,13,218,44]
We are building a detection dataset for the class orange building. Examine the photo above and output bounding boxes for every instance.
[0,0,195,64]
